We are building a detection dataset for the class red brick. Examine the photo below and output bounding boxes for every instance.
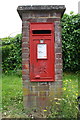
[55,58,62,64]
[22,75,30,80]
[55,64,62,69]
[22,31,29,37]
[55,74,62,80]
[55,69,62,74]
[22,64,29,70]
[22,48,29,53]
[22,59,29,64]
[22,53,29,59]
[55,47,62,53]
[22,37,27,42]
[55,42,62,47]
[22,22,29,28]
[22,42,29,48]
[22,37,29,42]
[47,18,60,22]
[55,53,62,58]
[22,70,29,75]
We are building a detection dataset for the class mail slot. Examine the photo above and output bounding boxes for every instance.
[30,23,55,82]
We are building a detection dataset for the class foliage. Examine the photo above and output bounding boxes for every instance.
[2,34,22,73]
[61,13,80,72]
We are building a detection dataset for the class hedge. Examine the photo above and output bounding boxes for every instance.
[61,12,80,72]
[2,34,22,73]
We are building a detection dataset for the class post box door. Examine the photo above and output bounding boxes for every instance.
[30,23,55,82]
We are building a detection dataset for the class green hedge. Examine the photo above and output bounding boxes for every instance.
[2,34,22,73]
[2,13,80,73]
[61,12,80,72]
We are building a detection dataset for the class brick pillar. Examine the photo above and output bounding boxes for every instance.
[17,5,66,117]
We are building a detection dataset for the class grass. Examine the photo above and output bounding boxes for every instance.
[62,73,78,118]
[2,72,78,118]
[2,74,28,118]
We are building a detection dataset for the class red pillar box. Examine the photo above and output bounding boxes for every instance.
[17,5,66,114]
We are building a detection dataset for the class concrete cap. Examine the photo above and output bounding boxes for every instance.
[17,5,66,19]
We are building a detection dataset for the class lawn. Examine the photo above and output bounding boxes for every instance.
[62,73,78,118]
[2,73,78,118]
[2,74,27,118]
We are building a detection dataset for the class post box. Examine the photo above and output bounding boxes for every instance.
[30,23,55,82]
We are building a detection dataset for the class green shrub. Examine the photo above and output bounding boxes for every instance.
[61,13,80,72]
[2,34,22,73]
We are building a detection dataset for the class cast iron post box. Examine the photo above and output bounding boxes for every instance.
[30,23,55,82]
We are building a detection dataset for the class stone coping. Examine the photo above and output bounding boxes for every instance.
[17,5,66,19]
